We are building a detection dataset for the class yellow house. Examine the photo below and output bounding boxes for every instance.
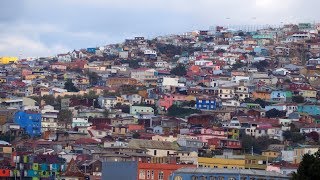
[299,89,317,98]
[245,155,268,170]
[0,77,7,83]
[262,150,280,159]
[198,157,245,169]
[0,56,18,64]
[293,146,319,164]
[185,95,196,101]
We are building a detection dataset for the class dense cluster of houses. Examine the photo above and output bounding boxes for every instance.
[0,23,320,179]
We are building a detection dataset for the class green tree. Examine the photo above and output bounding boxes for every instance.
[231,62,245,70]
[84,90,99,99]
[252,60,269,72]
[167,105,201,117]
[58,109,73,125]
[87,71,100,86]
[132,132,141,139]
[292,95,305,103]
[170,64,187,76]
[292,149,320,180]
[103,109,109,118]
[265,108,286,118]
[254,98,271,108]
[64,79,79,92]
[283,130,305,143]
[42,95,55,106]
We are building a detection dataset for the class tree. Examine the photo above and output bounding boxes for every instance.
[241,135,280,154]
[238,32,245,36]
[265,108,286,118]
[114,103,130,114]
[103,109,109,118]
[42,95,55,106]
[132,132,141,139]
[167,105,201,117]
[64,79,79,92]
[306,131,319,142]
[84,90,98,100]
[170,64,187,76]
[87,71,100,86]
[282,130,305,143]
[292,95,305,103]
[231,62,245,70]
[253,98,271,108]
[252,60,269,72]
[58,109,73,124]
[292,149,320,180]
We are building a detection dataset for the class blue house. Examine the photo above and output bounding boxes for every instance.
[298,104,320,116]
[270,91,293,102]
[86,48,96,54]
[195,97,221,110]
[14,111,41,137]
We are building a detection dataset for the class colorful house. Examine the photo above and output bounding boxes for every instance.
[12,153,66,179]
[252,91,270,100]
[195,97,221,110]
[102,161,195,180]
[298,104,320,116]
[130,106,155,115]
[0,56,18,64]
[198,157,245,169]
[270,91,293,102]
[158,94,188,110]
[14,110,41,137]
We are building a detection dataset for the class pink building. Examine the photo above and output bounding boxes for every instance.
[159,94,187,110]
[21,69,32,77]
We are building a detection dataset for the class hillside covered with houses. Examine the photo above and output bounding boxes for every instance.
[1,23,320,179]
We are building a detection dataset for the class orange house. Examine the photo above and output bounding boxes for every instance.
[137,163,195,180]
[252,91,270,100]
[0,169,11,177]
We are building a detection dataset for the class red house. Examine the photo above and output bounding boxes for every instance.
[207,138,241,150]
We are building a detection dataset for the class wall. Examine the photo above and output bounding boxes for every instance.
[198,157,245,169]
[102,161,138,180]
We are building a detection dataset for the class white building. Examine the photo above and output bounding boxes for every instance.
[72,117,92,128]
[144,49,157,56]
[98,96,117,110]
[41,105,59,132]
[131,68,157,83]
[154,61,169,68]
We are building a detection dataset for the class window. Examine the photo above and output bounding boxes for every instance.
[151,170,154,179]
[158,171,164,180]
[192,176,198,180]
[200,176,207,180]
[174,176,183,180]
[139,170,146,179]
[154,150,157,156]
[147,170,150,179]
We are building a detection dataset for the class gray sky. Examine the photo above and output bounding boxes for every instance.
[0,0,318,57]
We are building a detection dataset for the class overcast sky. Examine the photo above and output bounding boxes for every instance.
[0,0,319,57]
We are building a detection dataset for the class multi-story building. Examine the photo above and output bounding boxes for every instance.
[102,161,195,180]
[14,110,41,137]
[195,97,221,110]
[130,106,155,115]
[41,105,59,132]
[293,146,319,164]
[198,157,245,169]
